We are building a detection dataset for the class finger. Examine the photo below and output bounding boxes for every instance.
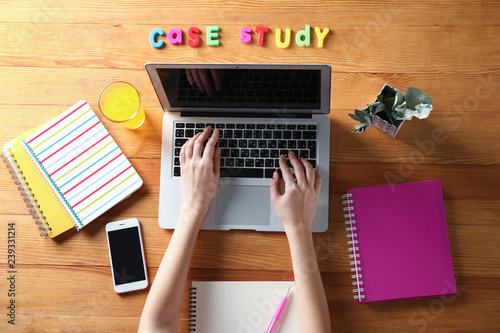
[200,69,214,97]
[186,69,194,85]
[203,128,219,159]
[211,69,223,92]
[279,154,295,185]
[270,171,282,203]
[213,147,221,182]
[184,132,202,159]
[314,171,322,193]
[300,158,315,187]
[193,127,212,158]
[179,141,187,165]
[288,151,305,186]
[191,69,205,92]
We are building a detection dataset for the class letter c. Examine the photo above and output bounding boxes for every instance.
[150,28,165,48]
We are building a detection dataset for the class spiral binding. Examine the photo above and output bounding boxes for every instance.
[21,140,81,229]
[342,192,366,301]
[2,149,51,237]
[188,287,197,331]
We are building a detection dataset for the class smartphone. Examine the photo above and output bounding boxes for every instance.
[106,218,148,293]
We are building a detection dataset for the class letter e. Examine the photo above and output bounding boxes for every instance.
[207,26,220,46]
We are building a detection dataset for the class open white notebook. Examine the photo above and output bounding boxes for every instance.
[189,281,299,332]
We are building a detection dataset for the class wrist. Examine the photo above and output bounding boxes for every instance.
[283,220,312,236]
[179,205,206,227]
[285,225,313,245]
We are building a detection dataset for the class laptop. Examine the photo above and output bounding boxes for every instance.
[146,63,331,232]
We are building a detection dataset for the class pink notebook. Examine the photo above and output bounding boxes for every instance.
[343,180,456,302]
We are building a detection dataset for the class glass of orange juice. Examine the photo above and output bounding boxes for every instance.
[98,81,146,129]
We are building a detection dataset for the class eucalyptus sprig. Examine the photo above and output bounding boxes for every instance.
[349,86,433,133]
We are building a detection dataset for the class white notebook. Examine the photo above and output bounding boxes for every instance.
[189,281,299,333]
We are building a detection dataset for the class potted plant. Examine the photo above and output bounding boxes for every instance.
[349,84,433,137]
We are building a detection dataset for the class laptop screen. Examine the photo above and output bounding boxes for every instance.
[146,64,331,114]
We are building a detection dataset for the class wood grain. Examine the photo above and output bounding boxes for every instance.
[1,0,499,332]
[1,23,499,74]
[3,0,500,26]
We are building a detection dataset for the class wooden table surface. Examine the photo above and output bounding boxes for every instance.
[1,1,499,332]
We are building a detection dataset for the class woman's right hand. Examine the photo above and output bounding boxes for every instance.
[269,151,322,234]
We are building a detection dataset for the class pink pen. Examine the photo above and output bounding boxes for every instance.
[265,287,290,333]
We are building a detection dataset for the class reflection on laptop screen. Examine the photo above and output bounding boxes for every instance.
[157,68,321,110]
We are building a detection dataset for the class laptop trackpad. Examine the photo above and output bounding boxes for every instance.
[215,186,270,226]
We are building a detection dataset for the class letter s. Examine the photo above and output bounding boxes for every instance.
[187,27,200,47]
[240,27,252,44]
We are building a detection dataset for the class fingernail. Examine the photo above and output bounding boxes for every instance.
[273,171,277,179]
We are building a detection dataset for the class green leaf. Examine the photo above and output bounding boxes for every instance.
[415,92,433,105]
[353,123,367,133]
[367,112,374,123]
[364,115,373,127]
[384,96,395,112]
[355,109,369,119]
[405,87,422,110]
[394,91,405,108]
[375,103,386,113]
[349,113,362,121]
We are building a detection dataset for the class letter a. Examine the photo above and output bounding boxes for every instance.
[168,28,183,45]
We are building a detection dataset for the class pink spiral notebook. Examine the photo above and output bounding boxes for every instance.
[343,180,456,302]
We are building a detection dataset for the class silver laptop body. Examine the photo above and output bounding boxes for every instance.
[146,63,331,232]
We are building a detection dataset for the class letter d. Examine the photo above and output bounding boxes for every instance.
[253,299,275,316]
[296,25,311,47]
[236,316,253,333]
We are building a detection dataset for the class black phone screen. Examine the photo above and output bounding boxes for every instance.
[108,227,146,285]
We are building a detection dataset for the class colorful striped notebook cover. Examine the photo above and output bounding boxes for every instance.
[2,100,143,238]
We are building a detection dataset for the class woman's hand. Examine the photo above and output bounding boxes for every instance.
[185,68,223,97]
[179,127,221,221]
[270,151,322,234]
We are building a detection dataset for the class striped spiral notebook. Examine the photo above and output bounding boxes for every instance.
[2,100,143,238]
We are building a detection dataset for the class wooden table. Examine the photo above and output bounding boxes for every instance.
[1,1,499,332]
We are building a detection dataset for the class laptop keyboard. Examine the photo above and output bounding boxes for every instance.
[173,122,318,179]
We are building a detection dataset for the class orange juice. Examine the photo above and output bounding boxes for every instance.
[98,82,145,129]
